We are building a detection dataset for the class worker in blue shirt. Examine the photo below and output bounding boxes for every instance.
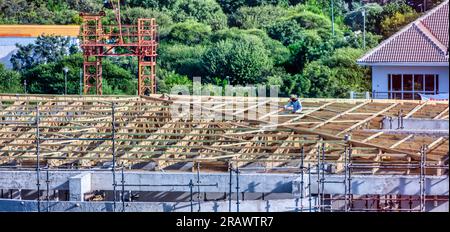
[284,94,302,114]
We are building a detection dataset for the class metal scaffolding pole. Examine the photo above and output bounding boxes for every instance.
[300,146,305,212]
[344,144,349,212]
[308,163,312,212]
[46,165,50,212]
[35,105,41,213]
[196,162,201,212]
[121,164,125,212]
[111,102,117,212]
[321,142,326,211]
[420,145,427,212]
[316,137,321,212]
[228,163,233,212]
[189,179,194,212]
[347,144,353,211]
[235,166,240,213]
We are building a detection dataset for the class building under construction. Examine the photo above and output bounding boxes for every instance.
[0,94,448,212]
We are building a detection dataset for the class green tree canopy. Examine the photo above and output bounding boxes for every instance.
[232,5,289,29]
[11,35,77,71]
[166,20,212,45]
[0,63,23,93]
[202,38,272,85]
[158,44,207,77]
[171,0,228,30]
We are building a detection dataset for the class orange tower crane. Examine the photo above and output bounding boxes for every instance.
[79,0,158,95]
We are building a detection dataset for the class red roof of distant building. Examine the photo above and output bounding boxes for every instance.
[358,0,449,65]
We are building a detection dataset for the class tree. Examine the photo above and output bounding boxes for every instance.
[158,44,207,77]
[245,29,290,66]
[22,53,83,94]
[299,47,370,98]
[266,19,304,46]
[120,7,173,32]
[286,29,334,73]
[322,47,370,93]
[127,0,180,10]
[202,38,273,85]
[217,0,248,14]
[102,60,136,95]
[344,3,384,34]
[290,11,332,30]
[0,63,23,93]
[342,31,381,50]
[211,28,290,66]
[379,0,419,37]
[0,0,27,19]
[302,61,338,98]
[11,35,76,71]
[172,0,228,30]
[66,0,102,12]
[217,0,289,14]
[157,69,192,94]
[268,72,311,97]
[166,20,212,45]
[22,53,136,95]
[232,5,289,29]
[381,11,418,37]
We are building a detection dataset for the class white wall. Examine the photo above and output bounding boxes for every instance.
[372,65,449,99]
[0,37,79,69]
[0,37,36,69]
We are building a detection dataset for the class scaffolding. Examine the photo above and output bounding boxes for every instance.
[79,13,158,95]
[0,94,448,212]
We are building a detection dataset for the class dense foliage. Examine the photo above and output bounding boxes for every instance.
[1,0,440,97]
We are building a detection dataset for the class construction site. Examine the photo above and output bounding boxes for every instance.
[0,0,449,212]
[0,94,448,212]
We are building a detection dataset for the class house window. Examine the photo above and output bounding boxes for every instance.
[388,74,439,100]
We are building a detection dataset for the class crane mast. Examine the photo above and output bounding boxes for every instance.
[79,1,158,96]
[105,0,124,44]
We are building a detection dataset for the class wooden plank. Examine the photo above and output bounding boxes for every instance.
[336,103,399,136]
[310,101,370,131]
[284,101,334,124]
[232,100,271,116]
[258,108,284,120]
[434,107,449,119]
[390,134,414,149]
[427,137,445,151]
[404,101,428,119]
[362,131,385,143]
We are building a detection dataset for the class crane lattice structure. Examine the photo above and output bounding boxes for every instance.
[79,0,158,96]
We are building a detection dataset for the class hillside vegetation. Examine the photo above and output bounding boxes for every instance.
[0,0,442,97]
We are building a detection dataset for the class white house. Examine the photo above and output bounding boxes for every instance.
[357,0,449,100]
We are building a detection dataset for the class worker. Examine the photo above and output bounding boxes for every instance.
[284,94,302,114]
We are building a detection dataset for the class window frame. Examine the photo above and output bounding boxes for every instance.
[387,74,439,100]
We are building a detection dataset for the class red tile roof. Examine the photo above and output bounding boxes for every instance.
[358,0,449,65]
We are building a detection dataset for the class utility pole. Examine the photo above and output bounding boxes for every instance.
[79,68,83,95]
[331,0,335,36]
[63,67,69,95]
[362,7,366,49]
[23,79,27,94]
